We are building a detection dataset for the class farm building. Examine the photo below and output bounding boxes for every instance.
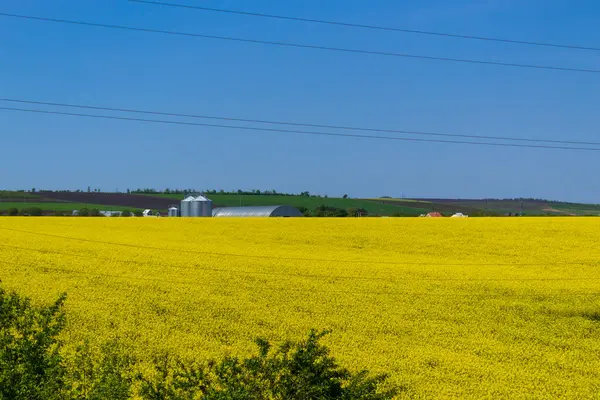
[180,195,212,217]
[99,211,123,217]
[212,205,303,217]
[426,212,443,218]
[451,212,468,218]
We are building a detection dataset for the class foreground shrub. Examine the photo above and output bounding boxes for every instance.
[0,285,67,399]
[67,339,134,400]
[0,283,397,399]
[139,330,396,399]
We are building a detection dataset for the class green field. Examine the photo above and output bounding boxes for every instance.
[371,198,600,216]
[148,193,431,216]
[549,203,600,216]
[2,190,599,217]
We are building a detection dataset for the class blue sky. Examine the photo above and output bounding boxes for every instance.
[1,0,599,202]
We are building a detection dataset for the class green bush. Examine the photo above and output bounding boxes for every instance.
[67,339,133,400]
[138,330,396,399]
[295,206,310,216]
[314,205,352,217]
[19,207,43,216]
[0,285,67,399]
[7,207,18,216]
[0,283,397,399]
[77,208,103,217]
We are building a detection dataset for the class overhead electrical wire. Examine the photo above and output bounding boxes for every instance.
[128,0,600,52]
[2,106,600,151]
[2,98,600,147]
[1,12,599,74]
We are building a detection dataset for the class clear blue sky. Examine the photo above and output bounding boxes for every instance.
[2,0,599,202]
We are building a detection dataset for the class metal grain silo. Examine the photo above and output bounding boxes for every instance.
[190,198,202,217]
[180,196,195,217]
[201,199,213,217]
[168,207,179,217]
[191,195,212,217]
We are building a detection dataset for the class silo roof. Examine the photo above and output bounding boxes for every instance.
[212,205,303,217]
[182,196,196,202]
[193,195,211,202]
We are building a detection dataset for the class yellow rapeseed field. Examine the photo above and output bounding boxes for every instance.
[0,217,599,398]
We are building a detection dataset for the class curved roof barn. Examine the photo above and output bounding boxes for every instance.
[212,205,303,217]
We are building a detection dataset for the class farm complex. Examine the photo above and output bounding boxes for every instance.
[2,190,600,217]
[1,217,599,398]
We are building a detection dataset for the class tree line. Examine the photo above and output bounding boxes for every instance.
[131,188,324,197]
[295,205,369,217]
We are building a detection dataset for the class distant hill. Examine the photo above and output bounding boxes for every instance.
[1,191,599,216]
[415,198,600,216]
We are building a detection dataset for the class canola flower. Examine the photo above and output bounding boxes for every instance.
[0,217,599,399]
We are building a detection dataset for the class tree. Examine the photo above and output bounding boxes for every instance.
[343,194,349,199]
[133,210,143,217]
[314,205,350,217]
[0,285,67,400]
[335,209,349,217]
[295,206,310,216]
[20,207,43,216]
[7,207,18,216]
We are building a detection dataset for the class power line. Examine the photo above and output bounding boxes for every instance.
[3,106,600,151]
[1,12,599,74]
[2,243,597,282]
[129,0,600,52]
[3,98,600,147]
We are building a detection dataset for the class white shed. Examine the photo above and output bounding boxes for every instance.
[451,212,468,218]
